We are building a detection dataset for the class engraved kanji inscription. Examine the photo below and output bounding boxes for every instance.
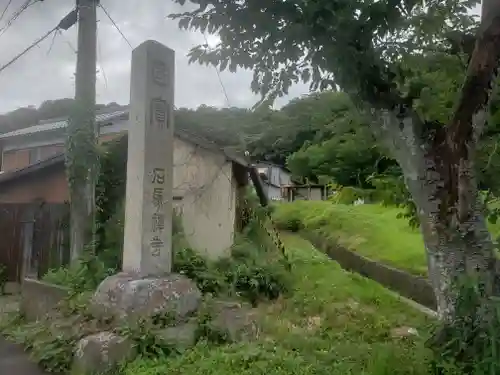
[151,61,167,86]
[150,98,167,130]
[150,236,164,255]
[151,168,165,184]
[151,246,160,257]
[151,213,165,233]
[152,187,164,211]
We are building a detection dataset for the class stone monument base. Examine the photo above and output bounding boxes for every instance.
[72,272,202,374]
[90,272,202,324]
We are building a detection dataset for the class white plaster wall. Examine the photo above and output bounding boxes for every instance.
[278,169,292,186]
[172,138,236,258]
[1,124,238,259]
[266,185,283,201]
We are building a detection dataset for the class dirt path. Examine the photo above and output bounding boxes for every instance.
[0,295,49,375]
[0,337,49,375]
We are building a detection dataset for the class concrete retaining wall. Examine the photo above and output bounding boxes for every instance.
[302,231,437,310]
[20,278,70,321]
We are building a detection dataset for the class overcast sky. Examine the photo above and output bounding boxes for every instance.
[0,0,482,115]
[0,0,310,115]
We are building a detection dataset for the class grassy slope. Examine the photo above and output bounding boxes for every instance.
[125,234,433,375]
[273,201,500,276]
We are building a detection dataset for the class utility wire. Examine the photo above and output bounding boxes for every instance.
[0,8,77,75]
[96,23,108,89]
[0,26,57,74]
[202,32,230,107]
[99,3,132,49]
[57,30,77,54]
[46,28,59,55]
[201,32,248,152]
[0,0,37,37]
[0,0,13,23]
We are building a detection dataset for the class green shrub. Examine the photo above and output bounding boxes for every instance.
[173,247,226,295]
[4,319,77,373]
[97,201,125,270]
[329,185,375,204]
[273,203,307,231]
[172,191,291,305]
[118,316,179,359]
[43,254,115,294]
[427,279,500,375]
[172,240,291,306]
[221,239,291,305]
[227,260,289,305]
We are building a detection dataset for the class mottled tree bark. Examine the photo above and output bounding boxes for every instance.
[373,2,500,323]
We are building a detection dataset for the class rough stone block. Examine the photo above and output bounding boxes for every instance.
[20,279,69,321]
[90,272,201,324]
[156,321,198,349]
[210,300,260,342]
[73,331,136,375]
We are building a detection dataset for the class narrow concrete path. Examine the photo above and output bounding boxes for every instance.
[0,337,48,375]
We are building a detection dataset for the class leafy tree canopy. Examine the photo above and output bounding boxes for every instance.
[170,0,479,113]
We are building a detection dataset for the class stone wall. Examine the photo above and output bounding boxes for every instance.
[20,278,69,321]
[302,231,437,310]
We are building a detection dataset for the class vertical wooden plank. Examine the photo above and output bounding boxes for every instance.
[0,203,68,281]
[0,204,24,282]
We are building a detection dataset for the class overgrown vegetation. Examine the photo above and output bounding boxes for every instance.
[1,186,290,373]
[120,235,438,375]
[426,278,500,375]
[274,201,429,275]
[4,200,496,374]
[169,0,500,368]
[274,201,500,277]
[45,186,291,305]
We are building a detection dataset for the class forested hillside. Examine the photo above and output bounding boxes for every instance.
[3,88,500,201]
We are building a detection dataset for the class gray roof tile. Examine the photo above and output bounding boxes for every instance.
[0,110,128,139]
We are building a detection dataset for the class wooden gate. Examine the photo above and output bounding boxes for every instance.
[0,203,69,282]
[0,205,24,282]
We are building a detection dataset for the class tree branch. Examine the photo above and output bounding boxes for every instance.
[448,7,500,146]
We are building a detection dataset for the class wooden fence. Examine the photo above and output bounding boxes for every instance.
[0,203,69,282]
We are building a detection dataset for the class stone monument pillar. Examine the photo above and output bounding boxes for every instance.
[90,41,201,343]
[122,40,175,276]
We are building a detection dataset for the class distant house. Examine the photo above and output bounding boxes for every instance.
[281,184,331,202]
[255,162,330,202]
[255,162,292,201]
[0,109,250,269]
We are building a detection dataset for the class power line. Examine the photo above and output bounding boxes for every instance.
[201,33,247,150]
[0,26,57,74]
[0,0,13,23]
[98,3,132,49]
[57,30,77,54]
[0,8,77,75]
[202,32,230,107]
[0,0,37,37]
[96,23,108,89]
[46,28,59,55]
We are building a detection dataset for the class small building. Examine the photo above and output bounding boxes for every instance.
[0,109,249,280]
[281,184,330,202]
[255,162,292,201]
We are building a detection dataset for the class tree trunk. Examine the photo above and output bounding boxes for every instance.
[375,111,497,320]
[371,0,500,322]
[69,187,88,263]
